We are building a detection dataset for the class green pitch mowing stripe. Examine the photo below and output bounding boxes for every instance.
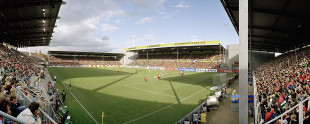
[48,67,235,124]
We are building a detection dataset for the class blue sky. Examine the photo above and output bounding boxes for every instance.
[19,0,238,54]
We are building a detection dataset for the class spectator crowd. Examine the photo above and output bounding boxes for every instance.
[255,47,310,123]
[0,44,70,123]
[131,53,223,69]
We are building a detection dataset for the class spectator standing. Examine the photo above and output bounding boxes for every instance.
[200,111,207,124]
[62,90,66,102]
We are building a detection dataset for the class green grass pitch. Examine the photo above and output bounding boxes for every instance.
[47,67,235,124]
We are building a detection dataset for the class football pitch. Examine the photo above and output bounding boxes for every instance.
[47,67,235,124]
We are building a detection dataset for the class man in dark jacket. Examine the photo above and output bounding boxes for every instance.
[10,95,26,117]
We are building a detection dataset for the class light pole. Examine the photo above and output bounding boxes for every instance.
[131,35,136,47]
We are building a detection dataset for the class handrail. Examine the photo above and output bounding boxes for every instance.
[43,70,60,120]
[39,108,57,123]
[19,78,59,121]
[0,111,28,124]
[175,101,207,124]
[265,96,310,124]
[16,88,58,124]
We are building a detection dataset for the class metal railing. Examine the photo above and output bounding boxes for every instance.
[175,76,236,124]
[265,97,310,124]
[253,76,263,124]
[175,101,207,124]
[19,76,59,122]
[16,88,58,124]
[38,80,59,121]
[0,110,28,124]
[254,75,310,124]
[42,70,60,121]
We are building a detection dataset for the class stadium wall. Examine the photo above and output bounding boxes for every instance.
[227,44,275,69]
[121,51,138,65]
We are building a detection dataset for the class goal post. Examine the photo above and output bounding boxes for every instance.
[213,73,227,85]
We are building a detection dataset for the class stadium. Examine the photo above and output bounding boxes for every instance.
[0,0,310,124]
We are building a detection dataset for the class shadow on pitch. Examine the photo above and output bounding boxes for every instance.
[59,83,201,124]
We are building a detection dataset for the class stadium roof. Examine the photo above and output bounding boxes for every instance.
[0,0,65,47]
[48,51,124,56]
[221,0,310,53]
[124,41,225,52]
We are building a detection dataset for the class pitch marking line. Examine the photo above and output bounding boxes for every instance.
[123,87,208,124]
[124,76,185,98]
[125,85,181,98]
[49,68,99,124]
[124,74,178,87]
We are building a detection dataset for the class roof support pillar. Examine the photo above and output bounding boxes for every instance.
[239,0,248,124]
[177,49,179,67]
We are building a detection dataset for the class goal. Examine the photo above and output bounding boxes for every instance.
[213,73,227,85]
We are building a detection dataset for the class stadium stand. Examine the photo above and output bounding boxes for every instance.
[21,52,45,63]
[130,53,223,69]
[254,46,310,123]
[0,44,61,123]
[48,51,122,67]
[49,56,121,66]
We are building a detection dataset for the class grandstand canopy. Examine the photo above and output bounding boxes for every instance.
[48,51,124,57]
[221,0,310,53]
[124,41,225,53]
[0,0,64,47]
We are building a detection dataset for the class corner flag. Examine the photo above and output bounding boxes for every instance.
[102,112,105,124]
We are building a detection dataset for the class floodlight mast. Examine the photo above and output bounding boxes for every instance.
[131,35,136,47]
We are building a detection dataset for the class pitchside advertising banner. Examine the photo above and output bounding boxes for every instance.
[178,68,196,72]
[217,69,233,73]
[196,69,206,72]
[164,67,178,71]
[206,69,217,72]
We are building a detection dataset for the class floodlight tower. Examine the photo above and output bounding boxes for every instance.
[131,35,136,47]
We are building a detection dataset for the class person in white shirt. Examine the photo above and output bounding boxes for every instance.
[17,102,41,124]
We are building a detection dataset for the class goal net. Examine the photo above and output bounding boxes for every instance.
[213,73,227,85]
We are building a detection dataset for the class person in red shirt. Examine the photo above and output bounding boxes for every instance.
[144,76,147,83]
[265,108,273,122]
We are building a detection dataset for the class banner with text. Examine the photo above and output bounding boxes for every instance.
[178,68,196,72]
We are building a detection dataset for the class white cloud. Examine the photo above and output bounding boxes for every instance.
[173,1,190,9]
[101,24,118,32]
[18,0,170,53]
[136,17,153,24]
[18,0,127,53]
[157,0,167,10]
[102,36,110,41]
[158,10,173,19]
